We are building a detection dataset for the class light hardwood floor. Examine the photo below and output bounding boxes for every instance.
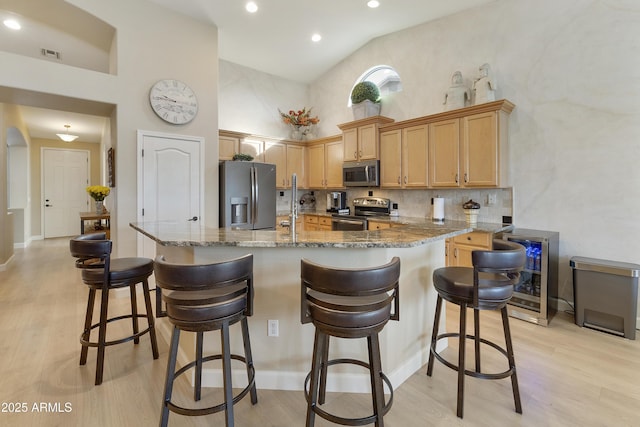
[1,237,639,426]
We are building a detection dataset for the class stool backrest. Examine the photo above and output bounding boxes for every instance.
[300,257,401,324]
[472,239,526,306]
[154,254,254,316]
[70,233,112,282]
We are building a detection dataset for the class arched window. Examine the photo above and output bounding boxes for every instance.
[348,65,402,106]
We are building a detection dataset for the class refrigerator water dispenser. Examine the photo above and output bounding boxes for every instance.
[230,197,248,224]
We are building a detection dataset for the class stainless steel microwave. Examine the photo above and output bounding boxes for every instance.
[343,160,380,187]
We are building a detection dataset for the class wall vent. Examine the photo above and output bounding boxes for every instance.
[41,48,61,60]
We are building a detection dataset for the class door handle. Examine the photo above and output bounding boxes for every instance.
[45,204,53,207]
[187,216,198,221]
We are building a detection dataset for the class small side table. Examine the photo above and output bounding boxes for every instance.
[79,211,111,239]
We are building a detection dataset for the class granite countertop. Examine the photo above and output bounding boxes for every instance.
[130,217,512,249]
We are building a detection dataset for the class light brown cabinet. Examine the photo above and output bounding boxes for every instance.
[307,137,344,189]
[240,138,265,163]
[446,231,492,267]
[338,116,394,162]
[429,101,513,188]
[368,220,391,230]
[264,141,306,189]
[304,214,331,231]
[379,125,428,188]
[219,130,250,161]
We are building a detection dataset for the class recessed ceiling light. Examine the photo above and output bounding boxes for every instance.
[3,19,21,30]
[367,0,380,8]
[311,33,322,43]
[246,2,258,13]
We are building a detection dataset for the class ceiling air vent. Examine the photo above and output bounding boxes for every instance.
[41,48,61,60]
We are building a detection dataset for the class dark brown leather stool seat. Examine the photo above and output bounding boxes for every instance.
[301,257,401,427]
[70,233,159,386]
[154,254,257,427]
[427,239,525,418]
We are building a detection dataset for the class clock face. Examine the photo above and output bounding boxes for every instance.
[149,79,198,124]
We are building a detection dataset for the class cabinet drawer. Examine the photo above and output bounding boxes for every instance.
[452,231,491,248]
[318,216,331,227]
[304,215,318,224]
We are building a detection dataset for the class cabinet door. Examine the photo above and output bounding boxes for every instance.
[219,136,238,161]
[462,111,498,187]
[379,130,402,188]
[264,142,287,188]
[307,144,325,188]
[325,140,344,188]
[402,125,428,187]
[343,128,358,161]
[286,144,306,188]
[240,138,265,163]
[429,119,460,187]
[358,124,378,160]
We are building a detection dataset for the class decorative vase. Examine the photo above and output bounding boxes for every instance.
[95,200,105,214]
[352,100,381,120]
[290,127,303,140]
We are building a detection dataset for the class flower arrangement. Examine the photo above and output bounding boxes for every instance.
[278,107,320,128]
[86,185,110,201]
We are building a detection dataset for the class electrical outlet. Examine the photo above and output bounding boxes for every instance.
[487,193,497,206]
[268,319,279,337]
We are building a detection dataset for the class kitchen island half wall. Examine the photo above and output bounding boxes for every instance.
[130,221,507,392]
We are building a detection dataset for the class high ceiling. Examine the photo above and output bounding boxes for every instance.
[5,0,495,142]
[148,0,496,83]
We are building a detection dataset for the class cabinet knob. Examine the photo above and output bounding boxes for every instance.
[404,176,407,184]
[397,176,401,184]
[455,174,459,183]
[354,151,358,159]
[464,173,468,183]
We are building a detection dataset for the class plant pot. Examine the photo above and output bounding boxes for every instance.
[352,100,381,120]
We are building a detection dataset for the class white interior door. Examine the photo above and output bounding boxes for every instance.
[137,130,203,259]
[42,148,89,238]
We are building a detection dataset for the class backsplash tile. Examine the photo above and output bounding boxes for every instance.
[278,188,513,223]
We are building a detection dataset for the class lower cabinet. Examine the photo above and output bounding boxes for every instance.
[446,231,492,267]
[304,214,331,231]
[368,220,391,231]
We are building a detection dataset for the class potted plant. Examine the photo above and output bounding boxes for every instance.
[86,185,110,213]
[350,81,381,120]
[232,153,254,161]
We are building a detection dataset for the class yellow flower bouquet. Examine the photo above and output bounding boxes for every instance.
[86,185,110,201]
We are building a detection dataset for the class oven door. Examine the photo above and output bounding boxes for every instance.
[331,217,367,231]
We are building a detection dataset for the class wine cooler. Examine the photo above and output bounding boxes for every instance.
[503,228,559,326]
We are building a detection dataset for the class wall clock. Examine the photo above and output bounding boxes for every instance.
[149,79,198,125]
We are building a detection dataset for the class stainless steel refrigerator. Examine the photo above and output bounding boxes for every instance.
[219,161,276,229]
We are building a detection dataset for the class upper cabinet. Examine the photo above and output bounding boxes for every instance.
[307,136,344,189]
[264,141,306,189]
[219,130,250,161]
[338,116,394,162]
[381,99,514,189]
[379,125,428,188]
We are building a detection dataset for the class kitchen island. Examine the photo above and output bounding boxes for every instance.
[131,219,511,393]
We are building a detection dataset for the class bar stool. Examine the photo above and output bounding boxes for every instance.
[69,233,159,385]
[300,257,401,427]
[426,239,525,418]
[154,254,257,427]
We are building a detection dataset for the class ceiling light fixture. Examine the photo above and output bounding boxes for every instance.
[367,1,380,8]
[56,125,78,143]
[311,33,322,42]
[3,19,21,30]
[246,2,258,13]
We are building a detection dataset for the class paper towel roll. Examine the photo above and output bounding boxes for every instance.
[432,197,445,221]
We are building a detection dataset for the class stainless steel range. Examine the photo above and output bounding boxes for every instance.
[331,197,391,231]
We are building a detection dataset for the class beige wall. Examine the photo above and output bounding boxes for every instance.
[0,0,219,257]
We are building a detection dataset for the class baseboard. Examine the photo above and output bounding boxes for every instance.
[0,253,14,271]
